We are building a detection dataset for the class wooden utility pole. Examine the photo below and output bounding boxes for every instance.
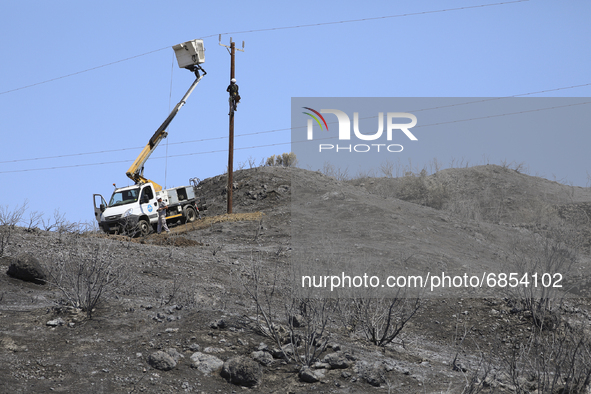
[220,36,244,214]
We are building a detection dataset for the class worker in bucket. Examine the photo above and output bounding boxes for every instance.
[226,78,240,113]
[156,197,170,234]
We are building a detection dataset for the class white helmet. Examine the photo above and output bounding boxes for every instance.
[231,78,236,83]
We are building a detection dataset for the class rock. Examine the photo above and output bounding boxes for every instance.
[190,352,223,375]
[299,366,324,383]
[165,348,183,363]
[322,352,350,369]
[46,318,65,327]
[3,335,28,352]
[5,254,47,284]
[221,356,262,387]
[355,361,385,387]
[202,346,224,354]
[188,343,200,352]
[148,351,176,371]
[209,319,227,329]
[251,351,274,366]
[271,343,295,359]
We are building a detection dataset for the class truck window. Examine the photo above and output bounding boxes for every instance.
[108,187,140,207]
[141,186,154,202]
[177,187,187,201]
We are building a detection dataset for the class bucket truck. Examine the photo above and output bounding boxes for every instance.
[93,39,208,236]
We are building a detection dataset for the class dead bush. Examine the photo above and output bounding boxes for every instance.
[265,152,297,167]
[238,255,335,366]
[0,201,28,257]
[395,169,449,210]
[322,162,349,181]
[0,200,28,227]
[353,296,419,347]
[238,256,288,354]
[265,155,276,167]
[281,152,297,167]
[504,323,591,393]
[46,237,129,319]
[507,227,579,331]
[336,290,420,348]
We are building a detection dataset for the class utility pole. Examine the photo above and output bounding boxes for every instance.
[220,35,244,214]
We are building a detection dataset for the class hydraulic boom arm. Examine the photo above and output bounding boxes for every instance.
[126,65,206,191]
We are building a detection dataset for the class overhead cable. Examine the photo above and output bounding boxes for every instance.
[1,98,589,174]
[1,81,589,166]
[0,0,528,96]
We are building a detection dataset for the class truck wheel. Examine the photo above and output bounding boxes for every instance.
[137,219,151,237]
[183,207,197,224]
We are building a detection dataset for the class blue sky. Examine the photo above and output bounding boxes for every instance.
[1,0,590,225]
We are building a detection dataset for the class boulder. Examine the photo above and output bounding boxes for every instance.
[322,352,350,369]
[221,356,262,387]
[165,348,183,363]
[5,254,47,284]
[355,361,386,387]
[299,366,324,383]
[190,352,223,375]
[148,351,176,371]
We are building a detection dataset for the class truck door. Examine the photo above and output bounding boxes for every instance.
[139,185,158,222]
[93,194,107,223]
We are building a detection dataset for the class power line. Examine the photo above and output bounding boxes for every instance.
[0,127,289,164]
[2,81,589,166]
[2,98,589,175]
[0,0,527,96]
[0,142,291,174]
[0,47,169,96]
[204,0,528,38]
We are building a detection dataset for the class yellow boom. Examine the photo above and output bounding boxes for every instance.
[126,66,205,190]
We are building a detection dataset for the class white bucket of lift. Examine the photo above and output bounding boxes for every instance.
[172,39,205,68]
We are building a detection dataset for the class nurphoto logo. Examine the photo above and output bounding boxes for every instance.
[302,107,417,153]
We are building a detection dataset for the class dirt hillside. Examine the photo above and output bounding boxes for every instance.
[1,164,591,393]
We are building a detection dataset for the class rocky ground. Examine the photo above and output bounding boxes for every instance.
[1,164,591,393]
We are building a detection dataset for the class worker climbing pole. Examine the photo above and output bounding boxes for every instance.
[227,78,240,115]
[219,35,245,214]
